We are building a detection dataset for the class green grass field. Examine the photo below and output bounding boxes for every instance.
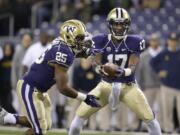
[0,130,138,135]
[0,126,176,135]
[0,126,145,135]
[0,130,132,135]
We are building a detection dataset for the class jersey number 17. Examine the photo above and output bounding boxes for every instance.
[107,54,127,68]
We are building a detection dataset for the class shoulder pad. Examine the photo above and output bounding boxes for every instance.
[50,37,61,46]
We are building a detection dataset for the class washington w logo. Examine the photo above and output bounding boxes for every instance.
[63,25,76,33]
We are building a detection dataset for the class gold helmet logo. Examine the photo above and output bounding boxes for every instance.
[63,25,76,33]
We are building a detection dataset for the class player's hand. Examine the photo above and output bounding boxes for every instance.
[100,63,118,78]
[84,95,101,107]
[94,65,111,78]
[116,68,125,77]
[99,65,110,77]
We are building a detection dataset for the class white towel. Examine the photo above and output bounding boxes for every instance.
[109,82,121,111]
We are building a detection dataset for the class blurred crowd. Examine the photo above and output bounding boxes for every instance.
[0,0,162,35]
[0,0,180,134]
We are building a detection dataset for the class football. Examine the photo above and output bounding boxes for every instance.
[102,62,119,77]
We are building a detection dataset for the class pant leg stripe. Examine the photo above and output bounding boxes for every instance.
[28,87,42,134]
[25,85,41,134]
[21,82,40,134]
[21,82,36,131]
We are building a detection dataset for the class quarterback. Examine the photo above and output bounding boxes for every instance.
[69,8,162,135]
[0,20,100,135]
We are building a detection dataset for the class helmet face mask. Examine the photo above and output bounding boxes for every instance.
[73,33,94,54]
[107,8,131,40]
[73,34,85,51]
[109,19,130,37]
[74,34,85,47]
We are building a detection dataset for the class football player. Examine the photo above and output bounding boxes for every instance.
[0,20,100,135]
[69,8,162,135]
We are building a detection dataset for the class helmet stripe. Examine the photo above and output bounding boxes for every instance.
[118,8,121,19]
[120,8,123,18]
[81,23,86,32]
[116,8,119,18]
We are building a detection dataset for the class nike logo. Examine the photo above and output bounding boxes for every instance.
[121,48,126,51]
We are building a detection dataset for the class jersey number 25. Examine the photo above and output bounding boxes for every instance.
[55,52,67,63]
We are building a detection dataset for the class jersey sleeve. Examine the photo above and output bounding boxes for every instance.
[48,45,74,68]
[93,34,107,50]
[126,35,146,55]
[91,34,109,56]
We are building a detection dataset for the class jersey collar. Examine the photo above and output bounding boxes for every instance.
[108,34,128,51]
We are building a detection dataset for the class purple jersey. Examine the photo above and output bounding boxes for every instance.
[93,34,145,83]
[23,38,75,92]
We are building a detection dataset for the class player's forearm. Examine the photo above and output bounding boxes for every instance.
[59,85,77,98]
[58,85,87,101]
[127,53,140,75]
[116,55,139,77]
[89,54,103,74]
[127,65,136,74]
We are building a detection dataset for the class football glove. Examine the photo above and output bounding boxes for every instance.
[116,68,125,77]
[84,95,101,107]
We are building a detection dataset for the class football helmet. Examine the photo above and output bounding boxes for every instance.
[107,8,131,39]
[60,19,93,53]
